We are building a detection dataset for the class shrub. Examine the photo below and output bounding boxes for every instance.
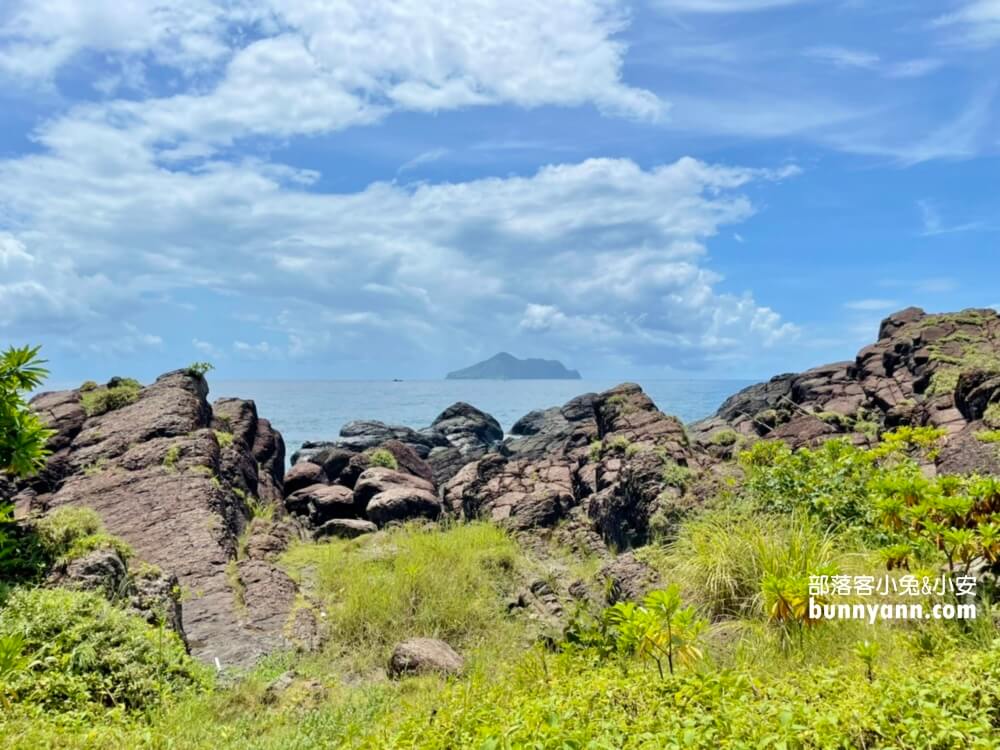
[643,508,837,620]
[0,587,205,712]
[80,379,142,417]
[985,402,1000,429]
[78,380,98,392]
[709,428,739,447]
[0,345,54,477]
[588,440,604,462]
[33,507,103,558]
[660,460,692,490]
[975,430,1000,444]
[367,448,398,470]
[186,362,214,378]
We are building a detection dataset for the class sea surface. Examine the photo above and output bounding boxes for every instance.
[208,379,753,462]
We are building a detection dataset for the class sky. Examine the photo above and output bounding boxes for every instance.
[0,0,998,383]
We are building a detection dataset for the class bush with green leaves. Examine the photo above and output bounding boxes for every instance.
[186,362,214,378]
[367,448,398,470]
[0,345,54,478]
[80,378,142,417]
[0,587,206,713]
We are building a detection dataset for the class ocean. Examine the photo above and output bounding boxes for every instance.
[208,379,752,463]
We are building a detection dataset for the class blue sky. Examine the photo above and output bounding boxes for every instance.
[0,0,998,382]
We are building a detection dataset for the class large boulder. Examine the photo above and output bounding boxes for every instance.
[366,487,442,527]
[388,638,464,678]
[285,483,359,524]
[23,370,298,668]
[353,467,435,508]
[429,402,503,456]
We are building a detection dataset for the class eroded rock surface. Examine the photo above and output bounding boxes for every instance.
[22,370,300,668]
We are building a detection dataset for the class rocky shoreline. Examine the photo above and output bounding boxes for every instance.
[6,306,1000,669]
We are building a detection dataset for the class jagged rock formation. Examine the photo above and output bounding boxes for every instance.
[15,370,314,668]
[690,307,1000,475]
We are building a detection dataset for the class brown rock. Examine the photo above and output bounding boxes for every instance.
[388,637,464,678]
[366,487,442,527]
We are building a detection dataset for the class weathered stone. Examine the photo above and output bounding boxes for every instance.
[354,468,435,509]
[313,518,378,540]
[283,462,327,496]
[25,369,299,668]
[388,638,464,678]
[600,553,661,604]
[366,487,442,527]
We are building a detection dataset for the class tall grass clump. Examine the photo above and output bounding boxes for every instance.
[281,522,527,671]
[642,508,837,621]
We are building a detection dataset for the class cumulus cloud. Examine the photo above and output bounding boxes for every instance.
[0,147,799,371]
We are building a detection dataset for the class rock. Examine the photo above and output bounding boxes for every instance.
[378,439,435,484]
[130,568,185,639]
[24,369,300,668]
[243,518,301,561]
[354,468,435,509]
[313,518,378,540]
[47,547,129,598]
[600,553,661,604]
[430,402,503,456]
[300,446,355,480]
[425,445,467,485]
[388,638,464,677]
[285,484,358,524]
[338,420,450,458]
[283,462,328,496]
[366,487,442,527]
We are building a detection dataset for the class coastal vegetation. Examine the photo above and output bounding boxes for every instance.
[3,320,1000,747]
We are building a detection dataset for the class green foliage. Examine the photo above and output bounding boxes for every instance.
[186,362,215,378]
[162,444,182,470]
[708,428,739,446]
[280,522,525,672]
[975,429,1000,444]
[853,639,879,682]
[0,588,205,713]
[588,439,603,462]
[643,509,837,621]
[567,586,707,678]
[80,378,142,417]
[78,381,98,392]
[213,430,234,449]
[31,506,132,565]
[0,345,54,478]
[984,402,1000,429]
[367,448,398,470]
[660,459,692,490]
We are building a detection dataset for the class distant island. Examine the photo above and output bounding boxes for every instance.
[446,352,581,380]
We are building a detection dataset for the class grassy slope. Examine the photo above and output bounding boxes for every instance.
[4,434,1000,748]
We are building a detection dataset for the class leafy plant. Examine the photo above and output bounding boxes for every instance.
[186,362,215,377]
[80,378,142,417]
[853,639,879,682]
[367,448,398,470]
[0,345,54,477]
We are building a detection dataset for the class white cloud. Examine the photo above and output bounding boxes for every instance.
[192,338,223,359]
[805,46,880,70]
[2,0,663,153]
[933,1,1000,47]
[0,150,800,370]
[0,0,235,83]
[917,199,986,236]
[654,0,806,12]
[844,299,899,312]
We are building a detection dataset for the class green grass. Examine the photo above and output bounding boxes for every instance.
[213,430,234,449]
[367,448,398,470]
[639,507,838,620]
[79,379,142,417]
[280,521,530,674]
